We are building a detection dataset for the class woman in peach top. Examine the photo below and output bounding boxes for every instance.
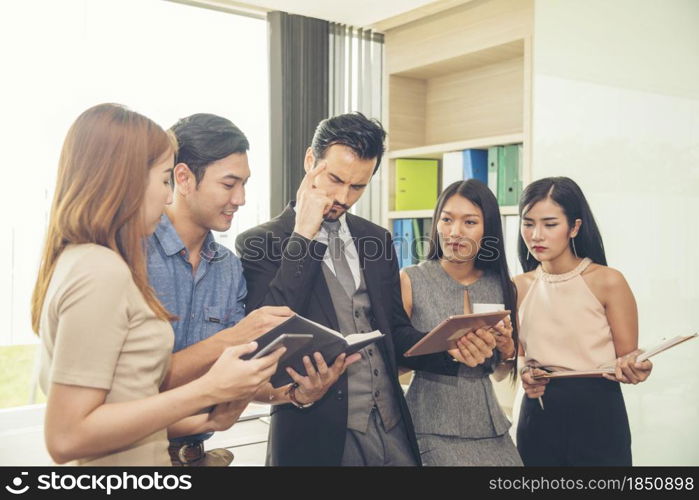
[513,177,652,466]
[32,104,284,465]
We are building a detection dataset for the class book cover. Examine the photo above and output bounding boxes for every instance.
[245,314,385,387]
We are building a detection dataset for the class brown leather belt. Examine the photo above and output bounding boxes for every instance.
[168,440,205,465]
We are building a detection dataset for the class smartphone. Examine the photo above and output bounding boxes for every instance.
[251,333,313,360]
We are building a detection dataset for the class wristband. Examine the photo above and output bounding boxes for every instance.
[286,383,314,409]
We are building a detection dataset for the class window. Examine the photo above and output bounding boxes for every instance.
[0,0,269,405]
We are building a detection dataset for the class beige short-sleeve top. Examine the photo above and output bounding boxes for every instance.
[518,258,617,372]
[39,243,174,466]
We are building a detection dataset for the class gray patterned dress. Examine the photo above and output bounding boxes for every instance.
[404,260,522,466]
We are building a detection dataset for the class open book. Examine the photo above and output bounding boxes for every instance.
[243,314,384,387]
[532,333,698,379]
[403,310,511,357]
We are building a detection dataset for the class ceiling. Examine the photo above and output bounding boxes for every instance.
[225,0,439,28]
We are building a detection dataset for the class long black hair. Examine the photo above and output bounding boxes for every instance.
[426,179,518,378]
[518,177,607,272]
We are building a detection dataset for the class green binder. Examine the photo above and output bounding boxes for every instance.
[497,145,522,206]
[419,218,433,261]
[395,159,439,211]
[414,218,437,262]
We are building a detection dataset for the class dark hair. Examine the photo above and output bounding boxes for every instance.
[311,112,386,174]
[426,179,519,379]
[517,177,607,272]
[170,113,249,185]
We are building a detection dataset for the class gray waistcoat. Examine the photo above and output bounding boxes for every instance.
[404,260,511,438]
[321,263,401,433]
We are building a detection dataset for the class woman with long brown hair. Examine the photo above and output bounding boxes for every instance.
[32,104,284,465]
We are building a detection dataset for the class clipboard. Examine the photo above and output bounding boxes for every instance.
[404,310,511,357]
[532,333,698,379]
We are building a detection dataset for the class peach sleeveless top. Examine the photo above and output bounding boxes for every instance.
[518,258,617,372]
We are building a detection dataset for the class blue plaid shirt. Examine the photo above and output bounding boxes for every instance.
[148,214,246,353]
[147,214,246,445]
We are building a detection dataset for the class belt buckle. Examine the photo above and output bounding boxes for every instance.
[177,441,203,465]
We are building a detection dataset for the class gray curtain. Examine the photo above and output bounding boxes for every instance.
[328,24,384,223]
[268,14,384,221]
[268,11,329,216]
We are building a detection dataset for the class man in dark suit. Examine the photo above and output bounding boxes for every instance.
[236,113,460,466]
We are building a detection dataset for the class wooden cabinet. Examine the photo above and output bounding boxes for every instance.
[380,0,534,228]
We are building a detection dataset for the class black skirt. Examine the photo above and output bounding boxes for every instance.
[516,377,632,466]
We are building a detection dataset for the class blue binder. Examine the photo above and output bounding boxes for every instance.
[392,219,403,266]
[463,149,488,185]
[401,219,415,268]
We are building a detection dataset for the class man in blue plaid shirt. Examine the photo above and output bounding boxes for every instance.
[148,114,293,466]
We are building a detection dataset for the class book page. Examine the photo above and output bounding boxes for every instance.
[345,330,383,345]
[300,315,345,339]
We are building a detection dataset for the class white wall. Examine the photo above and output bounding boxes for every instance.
[532,0,699,465]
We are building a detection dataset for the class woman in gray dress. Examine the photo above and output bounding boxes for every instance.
[399,179,523,466]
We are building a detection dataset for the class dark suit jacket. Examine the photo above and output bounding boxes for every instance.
[235,203,458,466]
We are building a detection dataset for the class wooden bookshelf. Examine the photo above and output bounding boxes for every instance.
[386,133,524,161]
[389,205,518,220]
[376,0,532,419]
[499,205,519,216]
[379,0,533,230]
[387,209,433,220]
